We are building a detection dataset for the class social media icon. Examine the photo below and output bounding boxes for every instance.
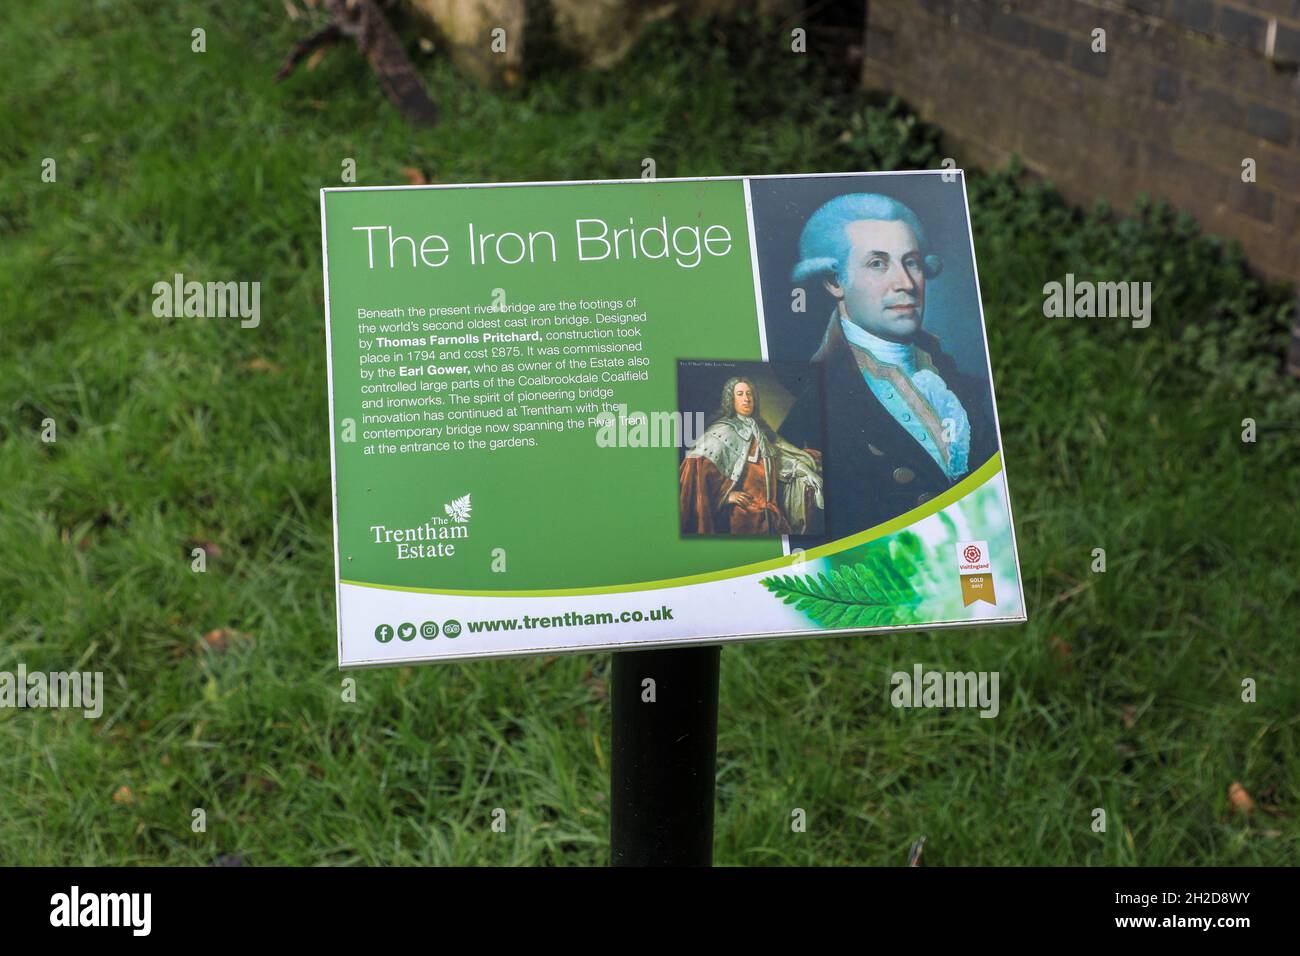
[443,619,462,638]
[374,624,394,643]
[398,622,417,642]
[420,621,439,639]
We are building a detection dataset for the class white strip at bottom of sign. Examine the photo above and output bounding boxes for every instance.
[338,471,1024,667]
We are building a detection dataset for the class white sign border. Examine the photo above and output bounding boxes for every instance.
[319,169,1028,668]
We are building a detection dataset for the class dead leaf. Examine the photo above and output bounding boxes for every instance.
[201,628,250,653]
[418,37,434,53]
[1228,781,1255,816]
[306,46,329,71]
[1122,704,1137,729]
[1049,635,1072,669]
[112,785,135,805]
[401,166,428,185]
[244,357,282,373]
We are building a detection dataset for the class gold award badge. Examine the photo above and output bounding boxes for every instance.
[956,541,996,607]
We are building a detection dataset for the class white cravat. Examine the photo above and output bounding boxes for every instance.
[838,317,971,480]
[839,319,917,375]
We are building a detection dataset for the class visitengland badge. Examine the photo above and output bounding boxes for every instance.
[955,540,996,607]
[320,171,1026,667]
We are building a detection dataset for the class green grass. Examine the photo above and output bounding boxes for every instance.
[1,0,1296,865]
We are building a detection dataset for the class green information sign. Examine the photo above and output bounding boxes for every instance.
[321,172,1025,667]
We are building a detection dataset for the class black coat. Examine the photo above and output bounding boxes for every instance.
[780,316,998,548]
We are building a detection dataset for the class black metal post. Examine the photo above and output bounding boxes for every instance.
[610,645,721,866]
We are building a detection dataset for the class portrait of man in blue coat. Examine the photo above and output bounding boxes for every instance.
[779,192,998,545]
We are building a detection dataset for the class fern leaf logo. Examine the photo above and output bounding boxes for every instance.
[444,493,472,523]
[760,554,921,629]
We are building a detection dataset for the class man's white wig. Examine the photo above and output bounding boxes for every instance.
[791,193,943,285]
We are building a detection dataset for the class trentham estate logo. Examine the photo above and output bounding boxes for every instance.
[369,493,472,560]
[444,493,472,522]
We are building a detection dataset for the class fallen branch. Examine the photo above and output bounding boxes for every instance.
[276,0,439,127]
[274,22,342,82]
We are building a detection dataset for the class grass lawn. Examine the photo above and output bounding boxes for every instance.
[0,0,1296,865]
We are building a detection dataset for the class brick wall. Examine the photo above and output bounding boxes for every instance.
[861,0,1300,373]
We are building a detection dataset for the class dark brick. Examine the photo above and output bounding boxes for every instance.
[1190,83,1248,130]
[1167,0,1215,33]
[1246,103,1293,143]
[990,9,1034,48]
[1124,8,1279,91]
[1217,5,1269,51]
[866,27,900,65]
[1275,24,1300,64]
[1112,130,1141,167]
[1068,41,1111,76]
[1235,0,1300,21]
[1143,142,1230,203]
[1227,181,1277,221]
[1031,22,1069,59]
[949,0,994,32]
[943,60,984,97]
[1277,197,1300,238]
[1255,149,1300,191]
[1153,65,1181,102]
[918,0,955,19]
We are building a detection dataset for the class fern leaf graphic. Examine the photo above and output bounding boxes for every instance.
[444,493,472,522]
[760,554,921,629]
